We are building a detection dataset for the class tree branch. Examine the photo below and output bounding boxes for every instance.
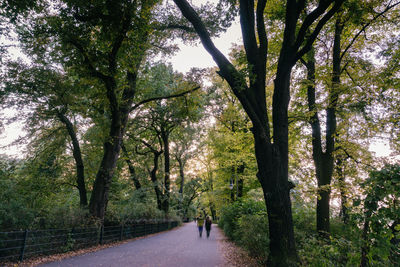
[67,38,109,82]
[240,0,258,69]
[155,24,196,32]
[256,0,268,66]
[173,0,269,141]
[295,0,345,62]
[109,5,132,74]
[130,86,200,111]
[340,1,400,62]
[294,0,332,51]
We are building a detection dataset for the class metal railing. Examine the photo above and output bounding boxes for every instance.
[0,221,179,263]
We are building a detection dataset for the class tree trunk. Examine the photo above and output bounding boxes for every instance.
[316,16,343,234]
[336,155,348,224]
[258,66,298,266]
[89,135,122,219]
[316,156,332,235]
[360,216,370,267]
[237,163,245,198]
[172,0,343,264]
[57,111,87,207]
[161,130,170,213]
[150,150,163,210]
[304,32,340,234]
[121,142,142,190]
[177,157,185,194]
[177,157,185,216]
[89,72,138,219]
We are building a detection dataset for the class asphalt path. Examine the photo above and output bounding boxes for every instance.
[40,222,225,267]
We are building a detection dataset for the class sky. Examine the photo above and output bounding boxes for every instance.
[165,19,242,73]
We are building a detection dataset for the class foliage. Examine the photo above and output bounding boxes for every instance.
[1,1,400,265]
[219,198,363,266]
[218,198,266,241]
[358,164,400,266]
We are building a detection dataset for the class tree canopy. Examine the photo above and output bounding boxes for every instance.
[1,1,399,266]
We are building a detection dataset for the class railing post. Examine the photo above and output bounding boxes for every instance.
[143,222,146,235]
[119,225,124,241]
[99,225,104,245]
[19,230,28,262]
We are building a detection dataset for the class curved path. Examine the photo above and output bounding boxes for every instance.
[40,222,225,267]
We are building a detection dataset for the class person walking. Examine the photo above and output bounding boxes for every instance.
[205,216,212,238]
[197,215,205,237]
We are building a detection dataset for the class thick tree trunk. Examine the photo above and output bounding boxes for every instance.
[89,135,122,219]
[253,128,298,266]
[89,72,138,219]
[316,156,333,235]
[257,67,298,266]
[172,0,343,264]
[57,112,88,207]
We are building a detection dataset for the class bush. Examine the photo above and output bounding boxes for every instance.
[219,199,269,264]
[218,198,266,240]
[219,198,366,266]
[236,213,269,264]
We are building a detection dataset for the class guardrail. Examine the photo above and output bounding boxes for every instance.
[0,221,179,263]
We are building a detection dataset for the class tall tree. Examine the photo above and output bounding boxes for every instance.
[172,0,344,264]
[2,66,89,206]
[300,0,400,234]
[124,63,202,212]
[14,0,161,219]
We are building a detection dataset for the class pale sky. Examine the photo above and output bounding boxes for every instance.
[166,19,242,73]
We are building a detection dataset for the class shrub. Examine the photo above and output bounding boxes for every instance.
[218,198,266,240]
[236,213,269,264]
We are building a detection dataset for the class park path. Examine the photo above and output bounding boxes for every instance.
[40,222,225,267]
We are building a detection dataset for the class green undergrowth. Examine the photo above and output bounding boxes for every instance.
[218,198,393,266]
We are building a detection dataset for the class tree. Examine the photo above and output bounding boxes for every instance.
[360,164,400,266]
[172,0,344,264]
[300,0,400,234]
[206,72,256,202]
[171,123,201,214]
[124,63,203,213]
[2,65,89,206]
[13,0,206,219]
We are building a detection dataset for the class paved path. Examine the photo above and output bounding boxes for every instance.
[40,222,225,267]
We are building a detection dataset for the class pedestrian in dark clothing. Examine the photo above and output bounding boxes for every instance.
[205,216,212,238]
